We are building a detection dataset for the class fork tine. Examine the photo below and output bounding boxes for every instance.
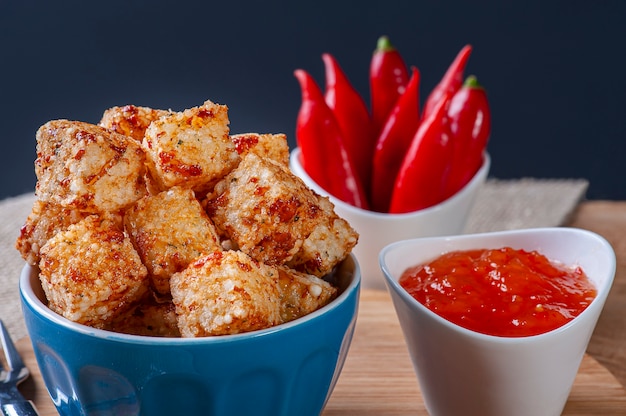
[0,320,40,415]
[0,319,27,375]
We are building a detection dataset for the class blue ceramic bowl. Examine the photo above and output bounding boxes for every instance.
[20,255,360,416]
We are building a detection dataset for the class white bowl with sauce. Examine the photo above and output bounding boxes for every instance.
[290,147,490,290]
[379,227,615,416]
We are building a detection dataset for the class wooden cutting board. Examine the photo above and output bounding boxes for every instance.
[16,290,626,415]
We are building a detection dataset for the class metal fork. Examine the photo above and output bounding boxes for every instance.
[0,320,39,416]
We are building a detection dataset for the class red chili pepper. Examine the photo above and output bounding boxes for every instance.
[294,69,370,209]
[444,75,491,198]
[422,44,472,121]
[369,35,410,135]
[370,66,421,212]
[389,94,453,214]
[322,53,375,194]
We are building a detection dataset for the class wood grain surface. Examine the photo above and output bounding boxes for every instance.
[324,291,626,415]
[16,289,626,415]
[566,201,626,388]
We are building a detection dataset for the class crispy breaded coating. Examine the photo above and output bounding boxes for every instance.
[277,267,337,323]
[104,297,181,337]
[99,105,171,142]
[230,133,290,167]
[38,215,149,328]
[170,250,281,337]
[287,195,359,277]
[142,100,240,194]
[124,186,222,295]
[205,153,325,266]
[15,199,91,266]
[35,120,148,212]
[99,104,172,195]
[19,98,355,338]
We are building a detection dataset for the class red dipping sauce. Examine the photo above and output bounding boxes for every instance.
[399,247,597,337]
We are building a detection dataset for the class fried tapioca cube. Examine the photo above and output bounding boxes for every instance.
[124,186,222,295]
[38,214,149,328]
[99,104,173,196]
[205,153,325,266]
[170,250,281,337]
[287,195,358,277]
[104,296,181,337]
[230,133,290,167]
[277,266,337,323]
[15,199,92,266]
[142,100,240,193]
[35,120,148,212]
[99,105,172,142]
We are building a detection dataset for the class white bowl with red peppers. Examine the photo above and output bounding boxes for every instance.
[290,147,490,289]
[291,37,492,289]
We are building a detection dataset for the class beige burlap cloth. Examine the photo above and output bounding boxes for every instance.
[0,178,589,341]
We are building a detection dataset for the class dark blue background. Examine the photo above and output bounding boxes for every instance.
[1,0,624,200]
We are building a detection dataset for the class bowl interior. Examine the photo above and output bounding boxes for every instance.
[289,147,491,218]
[380,227,616,338]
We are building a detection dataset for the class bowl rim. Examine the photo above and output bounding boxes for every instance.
[20,254,361,345]
[289,147,491,219]
[379,227,616,343]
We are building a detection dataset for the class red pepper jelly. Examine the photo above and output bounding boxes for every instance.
[399,247,597,337]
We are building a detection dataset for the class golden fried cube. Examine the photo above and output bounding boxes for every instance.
[277,266,337,323]
[142,100,240,193]
[287,195,358,277]
[15,199,91,266]
[170,250,281,337]
[35,120,148,212]
[124,186,222,295]
[205,153,325,266]
[99,105,173,195]
[38,215,149,328]
[99,105,171,142]
[104,297,181,337]
[230,133,290,167]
